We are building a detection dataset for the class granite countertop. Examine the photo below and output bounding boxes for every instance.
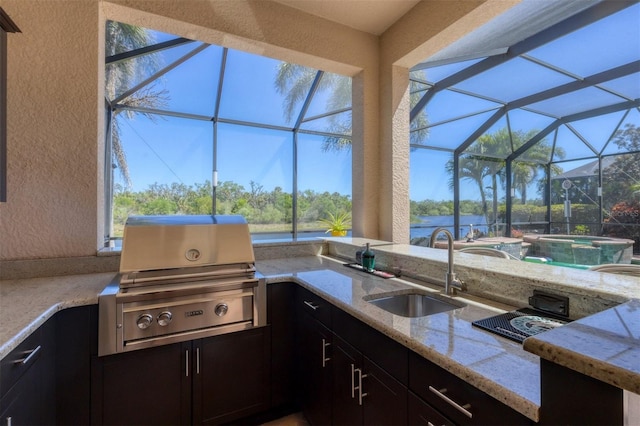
[0,272,115,359]
[524,298,640,394]
[1,253,638,422]
[258,255,542,421]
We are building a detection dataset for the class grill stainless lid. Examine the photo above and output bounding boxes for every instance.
[99,214,265,357]
[119,215,255,274]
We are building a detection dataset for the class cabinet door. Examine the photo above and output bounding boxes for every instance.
[91,342,191,425]
[297,311,333,426]
[539,358,622,425]
[194,327,270,425]
[268,282,296,408]
[331,334,362,426]
[55,305,96,425]
[362,356,407,426]
[0,319,54,426]
[0,353,44,426]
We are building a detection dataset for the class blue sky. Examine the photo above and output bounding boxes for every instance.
[112,3,639,204]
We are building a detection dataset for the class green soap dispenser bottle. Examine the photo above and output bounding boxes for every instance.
[362,242,375,272]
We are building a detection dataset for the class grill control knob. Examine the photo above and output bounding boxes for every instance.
[136,314,153,330]
[214,303,228,317]
[157,311,172,327]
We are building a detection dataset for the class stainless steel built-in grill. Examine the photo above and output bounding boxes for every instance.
[98,215,266,357]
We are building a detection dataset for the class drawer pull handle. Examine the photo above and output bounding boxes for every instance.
[321,339,331,367]
[428,386,472,418]
[303,300,319,310]
[14,345,41,365]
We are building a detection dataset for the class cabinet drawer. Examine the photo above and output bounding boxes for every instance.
[408,390,453,426]
[296,286,332,327]
[409,351,530,425]
[0,327,43,400]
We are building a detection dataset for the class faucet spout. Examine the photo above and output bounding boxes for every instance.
[429,227,466,295]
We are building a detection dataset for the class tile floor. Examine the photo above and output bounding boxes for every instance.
[261,412,309,426]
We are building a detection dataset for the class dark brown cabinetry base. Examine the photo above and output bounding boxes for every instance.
[91,342,191,425]
[56,305,97,425]
[91,327,270,426]
[1,311,55,426]
[409,351,530,425]
[296,288,334,426]
[4,280,627,426]
[539,358,623,426]
[194,327,271,425]
[296,285,408,426]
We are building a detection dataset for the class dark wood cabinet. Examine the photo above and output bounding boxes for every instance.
[267,282,297,409]
[0,371,43,426]
[91,325,270,426]
[194,327,270,425]
[0,317,55,426]
[296,286,407,426]
[332,332,407,426]
[408,390,454,426]
[91,341,191,425]
[539,358,622,426]
[361,356,407,425]
[55,305,97,425]
[331,334,362,426]
[3,281,570,426]
[409,351,530,425]
[297,310,333,426]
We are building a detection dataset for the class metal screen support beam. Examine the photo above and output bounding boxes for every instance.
[505,159,512,237]
[453,154,460,240]
[106,37,194,65]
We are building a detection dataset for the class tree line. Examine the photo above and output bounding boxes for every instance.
[112,180,352,235]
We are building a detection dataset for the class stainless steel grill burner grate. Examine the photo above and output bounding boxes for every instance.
[98,215,266,356]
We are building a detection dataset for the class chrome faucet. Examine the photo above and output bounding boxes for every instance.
[429,227,467,295]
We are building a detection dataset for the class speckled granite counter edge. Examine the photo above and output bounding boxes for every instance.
[524,337,640,394]
[523,299,640,394]
[0,273,115,360]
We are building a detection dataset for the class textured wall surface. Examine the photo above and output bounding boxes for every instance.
[0,1,100,260]
[0,0,514,262]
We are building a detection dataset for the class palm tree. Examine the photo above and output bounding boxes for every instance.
[274,63,351,152]
[447,154,494,220]
[274,64,429,152]
[105,21,169,188]
[604,124,640,204]
[511,130,563,204]
[447,127,560,233]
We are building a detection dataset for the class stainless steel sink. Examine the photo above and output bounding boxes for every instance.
[367,292,466,317]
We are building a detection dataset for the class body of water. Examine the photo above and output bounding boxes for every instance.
[410,215,489,241]
[250,215,491,242]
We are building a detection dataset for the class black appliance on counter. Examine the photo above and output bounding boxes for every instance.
[472,290,571,343]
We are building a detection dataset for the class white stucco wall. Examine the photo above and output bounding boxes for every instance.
[0,0,514,261]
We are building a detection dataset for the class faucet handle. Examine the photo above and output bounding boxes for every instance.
[447,274,466,295]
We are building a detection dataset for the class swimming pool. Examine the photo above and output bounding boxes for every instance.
[523,256,591,270]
